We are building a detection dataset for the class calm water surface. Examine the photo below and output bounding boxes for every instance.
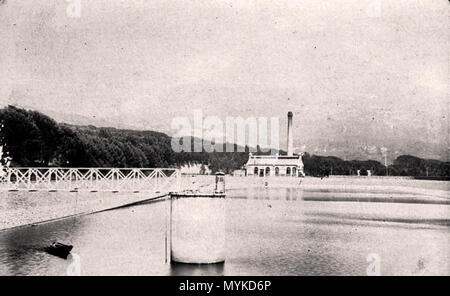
[0,187,449,275]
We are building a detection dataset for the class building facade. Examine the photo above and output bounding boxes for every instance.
[244,154,305,177]
[244,112,305,177]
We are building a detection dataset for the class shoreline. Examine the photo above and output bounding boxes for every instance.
[0,191,171,231]
[0,193,168,233]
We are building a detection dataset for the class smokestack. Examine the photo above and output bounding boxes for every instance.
[287,111,293,156]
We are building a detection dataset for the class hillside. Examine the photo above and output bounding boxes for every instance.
[0,106,448,177]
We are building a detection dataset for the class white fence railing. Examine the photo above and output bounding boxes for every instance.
[0,167,181,192]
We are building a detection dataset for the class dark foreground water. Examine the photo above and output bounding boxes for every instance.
[0,187,449,275]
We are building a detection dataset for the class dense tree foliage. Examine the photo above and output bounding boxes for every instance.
[0,106,250,171]
[389,155,449,178]
[0,106,61,166]
[0,106,448,178]
[302,153,387,176]
[302,153,449,178]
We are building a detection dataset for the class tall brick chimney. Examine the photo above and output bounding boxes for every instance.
[287,112,293,156]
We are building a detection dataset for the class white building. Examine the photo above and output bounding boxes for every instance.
[179,163,211,175]
[244,112,305,177]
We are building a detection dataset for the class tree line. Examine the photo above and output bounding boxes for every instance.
[0,106,250,172]
[0,106,448,178]
[302,153,449,178]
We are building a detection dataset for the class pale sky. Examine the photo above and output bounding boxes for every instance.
[0,0,448,162]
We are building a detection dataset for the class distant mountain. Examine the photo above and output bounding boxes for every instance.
[9,103,448,165]
[301,139,447,165]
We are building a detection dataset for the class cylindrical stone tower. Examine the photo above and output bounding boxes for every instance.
[169,192,226,264]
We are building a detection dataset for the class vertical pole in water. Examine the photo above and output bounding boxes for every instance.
[169,173,226,264]
[166,169,179,264]
[165,194,172,264]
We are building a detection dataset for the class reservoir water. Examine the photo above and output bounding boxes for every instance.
[0,186,449,275]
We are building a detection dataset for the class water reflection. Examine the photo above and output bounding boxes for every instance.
[170,262,225,276]
[0,217,85,275]
[304,212,450,227]
[226,187,449,205]
[0,187,449,275]
[227,187,303,201]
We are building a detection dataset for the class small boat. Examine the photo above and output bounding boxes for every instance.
[45,242,73,259]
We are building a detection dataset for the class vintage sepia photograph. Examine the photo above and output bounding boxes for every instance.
[0,0,448,278]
